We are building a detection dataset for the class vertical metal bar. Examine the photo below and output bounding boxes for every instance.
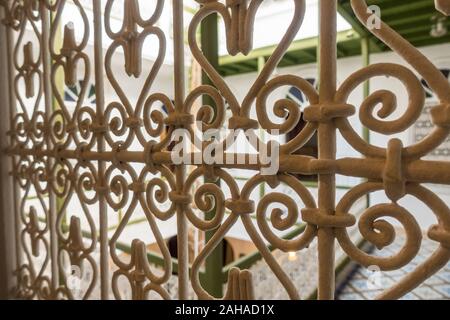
[361,37,370,144]
[49,10,68,287]
[257,56,266,200]
[4,0,22,285]
[200,11,223,298]
[173,0,189,300]
[41,1,59,292]
[93,0,109,299]
[361,36,371,209]
[317,0,337,300]
[50,10,67,232]
[0,2,17,299]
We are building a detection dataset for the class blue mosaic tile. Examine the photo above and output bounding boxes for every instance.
[399,292,420,300]
[423,247,439,255]
[412,255,426,264]
[424,275,445,286]
[337,237,450,300]
[412,287,444,300]
[357,268,373,277]
[380,277,395,288]
[408,260,419,266]
[390,242,404,250]
[351,271,366,279]
[402,264,418,273]
[361,290,383,300]
[338,292,364,300]
[349,279,370,291]
[387,269,406,278]
[377,248,395,256]
[434,284,450,298]
[437,271,450,282]
[339,285,355,294]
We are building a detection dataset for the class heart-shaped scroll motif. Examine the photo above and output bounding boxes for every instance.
[187,0,318,300]
[104,0,168,150]
[9,0,97,300]
[49,0,94,149]
[17,179,51,300]
[189,0,307,123]
[51,160,99,300]
[12,0,43,115]
[55,215,98,300]
[186,168,318,300]
[108,162,176,300]
[14,40,43,146]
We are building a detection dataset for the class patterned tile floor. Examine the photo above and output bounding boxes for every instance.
[336,234,450,300]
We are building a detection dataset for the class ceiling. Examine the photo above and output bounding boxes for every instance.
[218,0,450,77]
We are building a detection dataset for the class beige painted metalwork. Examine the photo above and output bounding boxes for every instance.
[1,0,450,300]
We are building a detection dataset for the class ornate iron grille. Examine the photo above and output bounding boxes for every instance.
[1,0,450,300]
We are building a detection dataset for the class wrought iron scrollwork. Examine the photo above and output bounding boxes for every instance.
[2,0,450,300]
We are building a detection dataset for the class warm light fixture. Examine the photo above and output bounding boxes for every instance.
[430,16,448,38]
[288,251,298,262]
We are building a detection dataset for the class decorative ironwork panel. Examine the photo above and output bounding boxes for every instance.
[1,0,450,300]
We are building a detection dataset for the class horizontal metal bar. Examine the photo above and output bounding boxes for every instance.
[219,29,359,66]
[8,147,450,185]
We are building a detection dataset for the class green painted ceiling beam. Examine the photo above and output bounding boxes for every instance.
[219,29,358,66]
[337,0,384,52]
[408,32,450,43]
[283,53,298,64]
[413,34,450,47]
[302,48,317,60]
[337,1,368,36]
[336,43,347,57]
[399,21,450,36]
[381,0,434,17]
[219,30,360,76]
[219,0,449,77]
[388,12,435,27]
